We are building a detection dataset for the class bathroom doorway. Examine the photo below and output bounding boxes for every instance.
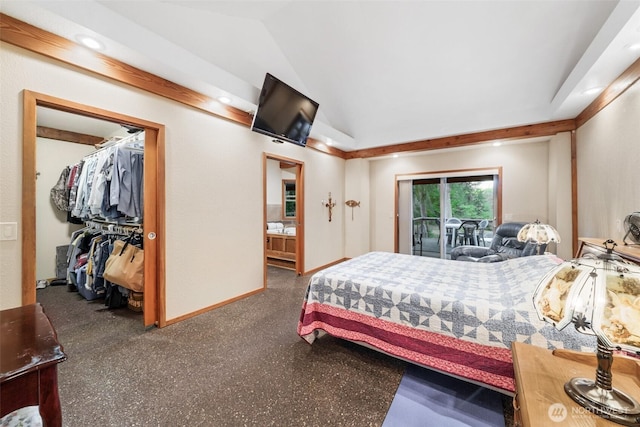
[263,153,304,287]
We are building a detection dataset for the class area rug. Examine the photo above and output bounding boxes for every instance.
[383,364,506,427]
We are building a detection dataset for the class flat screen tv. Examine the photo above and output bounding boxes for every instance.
[251,73,319,147]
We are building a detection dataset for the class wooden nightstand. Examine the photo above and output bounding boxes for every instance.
[576,238,640,265]
[511,342,640,427]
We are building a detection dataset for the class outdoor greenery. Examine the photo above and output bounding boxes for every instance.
[413,181,493,237]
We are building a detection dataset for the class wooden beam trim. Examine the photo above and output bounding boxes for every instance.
[0,14,252,125]
[571,130,578,256]
[345,119,577,159]
[36,126,103,145]
[1,13,350,159]
[305,138,348,159]
[575,56,640,129]
[3,12,637,163]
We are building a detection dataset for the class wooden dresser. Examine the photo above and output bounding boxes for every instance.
[1,303,66,427]
[576,237,640,265]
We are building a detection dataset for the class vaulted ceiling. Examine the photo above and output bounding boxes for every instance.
[3,1,640,151]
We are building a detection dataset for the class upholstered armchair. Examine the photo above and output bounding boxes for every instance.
[450,222,544,262]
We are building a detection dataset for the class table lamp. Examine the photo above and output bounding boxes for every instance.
[517,219,561,254]
[532,240,640,426]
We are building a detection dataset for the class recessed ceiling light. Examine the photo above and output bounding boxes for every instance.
[492,141,502,147]
[218,96,231,104]
[76,35,103,51]
[393,154,399,158]
[626,42,640,51]
[582,87,603,96]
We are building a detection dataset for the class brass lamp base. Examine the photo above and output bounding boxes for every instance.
[565,378,640,426]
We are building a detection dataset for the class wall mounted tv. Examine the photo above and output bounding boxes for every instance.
[251,73,319,147]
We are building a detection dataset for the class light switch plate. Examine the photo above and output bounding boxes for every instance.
[0,222,18,241]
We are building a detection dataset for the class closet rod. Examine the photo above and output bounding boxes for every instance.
[95,130,145,151]
[85,220,143,236]
[82,134,144,160]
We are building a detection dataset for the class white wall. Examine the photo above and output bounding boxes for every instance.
[304,152,345,268]
[265,159,296,206]
[576,81,640,241]
[344,158,370,258]
[366,141,553,253]
[265,159,297,221]
[35,138,95,280]
[0,42,345,319]
[266,158,283,206]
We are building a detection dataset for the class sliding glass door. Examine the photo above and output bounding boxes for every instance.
[411,179,441,258]
[398,170,500,259]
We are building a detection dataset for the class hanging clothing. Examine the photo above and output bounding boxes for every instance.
[87,148,112,216]
[110,147,144,219]
[57,132,145,310]
[65,227,141,304]
[50,166,70,211]
[56,132,144,223]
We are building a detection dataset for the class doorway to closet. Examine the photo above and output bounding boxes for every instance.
[22,90,166,328]
[263,153,304,286]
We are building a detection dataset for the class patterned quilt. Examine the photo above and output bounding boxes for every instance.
[297,252,594,393]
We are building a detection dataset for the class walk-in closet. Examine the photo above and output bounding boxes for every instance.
[35,107,146,319]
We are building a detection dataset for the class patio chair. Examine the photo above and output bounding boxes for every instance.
[457,220,479,246]
[445,218,462,245]
[477,219,489,246]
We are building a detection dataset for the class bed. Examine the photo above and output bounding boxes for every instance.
[297,251,594,394]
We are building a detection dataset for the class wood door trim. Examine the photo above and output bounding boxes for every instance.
[263,153,305,283]
[22,90,166,328]
[296,161,305,275]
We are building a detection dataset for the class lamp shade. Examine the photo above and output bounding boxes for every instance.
[533,256,640,354]
[533,248,640,425]
[517,221,561,244]
[533,260,595,331]
[593,260,640,352]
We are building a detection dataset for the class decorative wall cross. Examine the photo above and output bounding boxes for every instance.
[325,192,336,222]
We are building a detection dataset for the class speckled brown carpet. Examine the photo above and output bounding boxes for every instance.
[37,266,513,426]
